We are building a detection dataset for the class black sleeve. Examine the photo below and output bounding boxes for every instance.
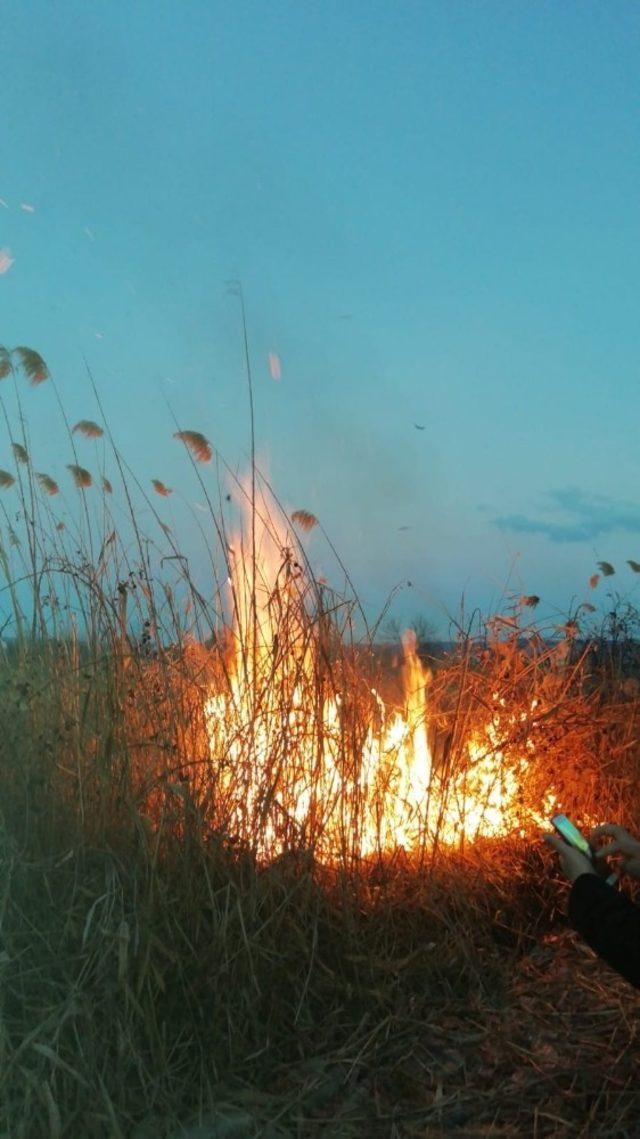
[568,873,640,989]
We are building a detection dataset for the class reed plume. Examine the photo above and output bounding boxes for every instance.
[173,430,212,463]
[72,419,104,438]
[13,346,49,384]
[67,464,92,489]
[36,472,59,495]
[12,443,28,464]
[152,478,173,497]
[291,509,318,532]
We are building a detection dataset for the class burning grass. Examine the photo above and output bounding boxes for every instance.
[1,346,640,1134]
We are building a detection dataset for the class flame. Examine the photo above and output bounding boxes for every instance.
[204,479,555,862]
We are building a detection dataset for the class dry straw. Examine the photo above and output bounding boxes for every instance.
[0,342,639,1136]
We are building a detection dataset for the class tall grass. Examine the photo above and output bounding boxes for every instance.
[1,345,640,1135]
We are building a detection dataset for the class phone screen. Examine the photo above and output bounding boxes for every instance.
[552,814,592,858]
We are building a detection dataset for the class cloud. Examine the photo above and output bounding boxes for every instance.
[492,487,640,544]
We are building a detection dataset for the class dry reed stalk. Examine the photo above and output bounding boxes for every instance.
[0,347,639,1134]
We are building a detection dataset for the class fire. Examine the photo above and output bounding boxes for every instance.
[204,479,555,862]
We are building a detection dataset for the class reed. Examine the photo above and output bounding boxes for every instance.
[1,344,639,1136]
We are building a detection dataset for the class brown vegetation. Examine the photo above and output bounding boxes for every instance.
[1,345,640,1135]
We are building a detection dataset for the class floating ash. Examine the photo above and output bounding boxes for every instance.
[0,249,14,275]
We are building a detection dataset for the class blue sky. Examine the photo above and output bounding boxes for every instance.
[2,1,640,632]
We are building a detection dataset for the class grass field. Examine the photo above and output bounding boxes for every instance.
[1,345,640,1136]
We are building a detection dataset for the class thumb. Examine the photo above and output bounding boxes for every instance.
[542,833,565,853]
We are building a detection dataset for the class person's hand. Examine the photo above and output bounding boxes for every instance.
[542,833,598,883]
[590,824,640,880]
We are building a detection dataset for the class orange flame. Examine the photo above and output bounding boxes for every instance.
[205,479,555,862]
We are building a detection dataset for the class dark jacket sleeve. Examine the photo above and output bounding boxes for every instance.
[568,873,640,989]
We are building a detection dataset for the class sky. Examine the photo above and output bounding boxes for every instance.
[1,1,640,635]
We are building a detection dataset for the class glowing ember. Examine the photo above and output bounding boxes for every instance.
[204,478,555,861]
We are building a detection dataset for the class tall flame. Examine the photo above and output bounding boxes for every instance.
[204,479,554,862]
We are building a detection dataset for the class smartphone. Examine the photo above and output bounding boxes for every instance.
[551,814,593,859]
[551,813,619,887]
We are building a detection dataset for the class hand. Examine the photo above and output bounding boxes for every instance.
[589,824,640,880]
[542,832,598,883]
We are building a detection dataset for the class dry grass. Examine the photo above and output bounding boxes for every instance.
[2,816,640,1137]
[1,346,640,1135]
